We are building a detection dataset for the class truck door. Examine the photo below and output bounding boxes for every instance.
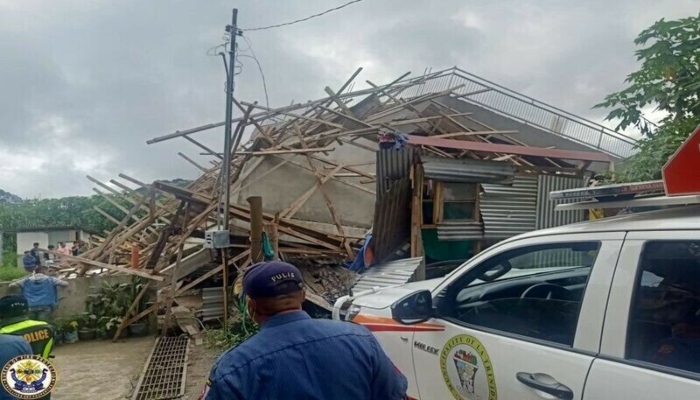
[584,231,700,399]
[411,232,623,400]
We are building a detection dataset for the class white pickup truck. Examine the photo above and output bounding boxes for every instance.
[333,205,700,399]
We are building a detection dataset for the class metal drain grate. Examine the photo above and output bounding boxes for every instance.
[132,336,191,400]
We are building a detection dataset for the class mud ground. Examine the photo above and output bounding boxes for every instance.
[50,336,221,400]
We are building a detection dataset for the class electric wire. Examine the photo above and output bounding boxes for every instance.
[238,35,270,108]
[241,0,366,32]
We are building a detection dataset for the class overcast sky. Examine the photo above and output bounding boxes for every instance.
[0,0,696,199]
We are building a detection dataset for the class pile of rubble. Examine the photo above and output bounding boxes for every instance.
[49,67,614,340]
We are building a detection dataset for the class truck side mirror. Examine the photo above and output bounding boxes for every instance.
[391,290,433,325]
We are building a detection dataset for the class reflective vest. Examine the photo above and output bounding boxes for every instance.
[0,319,54,359]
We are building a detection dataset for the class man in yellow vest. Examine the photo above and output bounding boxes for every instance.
[0,295,55,360]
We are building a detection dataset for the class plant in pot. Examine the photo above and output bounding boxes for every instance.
[77,313,98,341]
[128,316,149,337]
[99,316,127,340]
[53,318,65,346]
[62,317,79,344]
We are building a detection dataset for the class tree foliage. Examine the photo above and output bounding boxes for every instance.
[596,14,700,136]
[0,194,132,257]
[0,179,190,259]
[596,14,700,182]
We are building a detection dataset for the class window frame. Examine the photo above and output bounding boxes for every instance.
[435,240,603,348]
[600,231,700,382]
[624,239,700,375]
[432,181,480,224]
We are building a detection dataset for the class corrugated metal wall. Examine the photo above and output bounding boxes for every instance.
[373,149,414,261]
[372,178,411,261]
[422,156,515,184]
[480,175,538,239]
[536,175,587,230]
[437,222,484,241]
[377,148,414,194]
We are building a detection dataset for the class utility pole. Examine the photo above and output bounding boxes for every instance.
[220,8,239,330]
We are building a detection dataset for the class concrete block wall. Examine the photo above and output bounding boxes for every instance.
[0,275,134,319]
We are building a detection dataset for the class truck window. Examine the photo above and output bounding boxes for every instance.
[436,241,600,347]
[627,241,700,374]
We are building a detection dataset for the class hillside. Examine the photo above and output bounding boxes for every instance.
[0,189,22,204]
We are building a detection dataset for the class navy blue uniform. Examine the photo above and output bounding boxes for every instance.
[203,311,408,400]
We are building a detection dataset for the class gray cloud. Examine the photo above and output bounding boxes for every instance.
[0,0,696,198]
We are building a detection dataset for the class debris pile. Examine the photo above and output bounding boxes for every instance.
[50,67,614,340]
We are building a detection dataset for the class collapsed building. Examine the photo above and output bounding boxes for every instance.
[50,66,637,339]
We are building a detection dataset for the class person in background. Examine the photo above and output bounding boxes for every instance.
[0,333,33,400]
[78,241,88,255]
[200,261,408,400]
[8,266,68,323]
[22,251,38,273]
[30,243,42,266]
[44,245,56,263]
[57,242,71,259]
[71,242,80,256]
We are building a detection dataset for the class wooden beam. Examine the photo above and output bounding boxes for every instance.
[184,135,223,159]
[161,236,184,335]
[112,282,152,341]
[432,130,519,139]
[93,206,120,225]
[407,135,614,162]
[43,250,164,281]
[178,152,208,172]
[281,165,343,219]
[293,124,354,258]
[270,155,375,196]
[200,147,336,156]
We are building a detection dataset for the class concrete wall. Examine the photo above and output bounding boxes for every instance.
[17,232,49,255]
[15,230,85,268]
[0,275,133,319]
[236,136,378,228]
[17,230,83,255]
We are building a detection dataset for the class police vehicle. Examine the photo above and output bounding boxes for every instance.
[332,128,700,399]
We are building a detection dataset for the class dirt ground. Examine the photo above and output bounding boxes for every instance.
[182,342,221,399]
[50,336,221,400]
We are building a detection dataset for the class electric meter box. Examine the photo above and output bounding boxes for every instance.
[204,229,230,249]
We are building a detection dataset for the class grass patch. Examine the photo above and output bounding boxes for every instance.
[0,267,27,282]
[207,308,260,350]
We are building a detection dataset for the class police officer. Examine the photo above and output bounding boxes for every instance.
[0,334,34,400]
[0,295,55,360]
[200,261,408,400]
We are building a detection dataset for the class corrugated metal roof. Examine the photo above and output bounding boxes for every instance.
[201,287,224,322]
[352,257,424,294]
[480,175,538,239]
[536,175,587,230]
[396,67,637,159]
[437,222,484,240]
[422,156,515,183]
[377,148,414,193]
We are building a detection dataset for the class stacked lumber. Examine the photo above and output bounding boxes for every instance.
[49,68,612,339]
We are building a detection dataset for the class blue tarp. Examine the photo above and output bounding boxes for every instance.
[344,234,373,272]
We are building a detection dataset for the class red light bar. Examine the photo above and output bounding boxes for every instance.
[549,180,664,201]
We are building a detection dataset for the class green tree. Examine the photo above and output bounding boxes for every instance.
[595,14,700,182]
[0,194,132,256]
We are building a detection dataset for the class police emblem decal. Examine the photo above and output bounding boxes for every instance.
[440,334,497,400]
[1,355,57,400]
